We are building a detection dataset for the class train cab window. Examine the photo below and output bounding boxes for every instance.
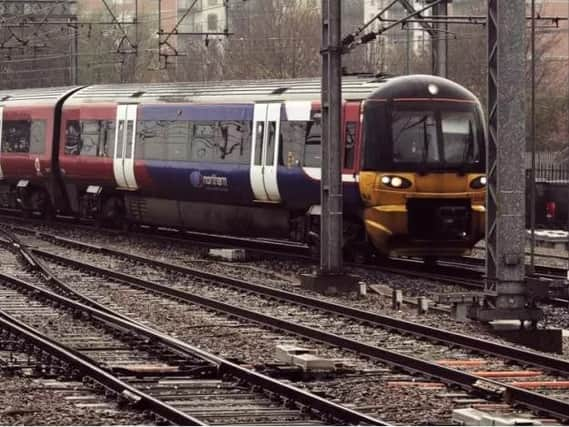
[392,111,439,164]
[441,112,480,165]
[344,122,357,169]
[303,113,322,168]
[1,120,31,153]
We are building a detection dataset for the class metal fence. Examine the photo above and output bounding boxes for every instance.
[526,152,569,183]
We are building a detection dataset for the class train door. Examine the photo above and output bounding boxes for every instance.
[250,103,281,202]
[113,104,138,190]
[0,106,3,180]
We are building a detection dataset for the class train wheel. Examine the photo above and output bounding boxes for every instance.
[29,189,53,219]
[423,256,438,267]
[100,197,126,229]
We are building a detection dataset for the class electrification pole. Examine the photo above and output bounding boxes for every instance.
[320,0,343,275]
[473,0,542,322]
[432,0,448,77]
[302,0,358,294]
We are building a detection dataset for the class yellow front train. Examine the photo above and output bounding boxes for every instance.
[359,172,485,257]
[357,75,487,258]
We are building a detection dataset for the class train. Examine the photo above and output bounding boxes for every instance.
[0,74,487,260]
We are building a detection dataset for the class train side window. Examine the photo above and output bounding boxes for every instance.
[344,122,357,169]
[64,121,81,155]
[280,121,306,167]
[166,120,190,161]
[191,122,217,162]
[29,120,46,154]
[2,120,31,153]
[79,121,100,157]
[303,113,321,167]
[101,121,115,157]
[137,120,166,160]
[216,121,251,164]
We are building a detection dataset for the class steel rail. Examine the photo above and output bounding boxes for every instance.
[0,271,384,426]
[0,308,204,426]
[31,243,569,376]
[28,249,569,420]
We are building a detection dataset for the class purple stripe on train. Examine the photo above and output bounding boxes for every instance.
[141,104,254,121]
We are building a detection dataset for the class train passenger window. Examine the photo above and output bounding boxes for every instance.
[29,121,46,154]
[137,120,166,160]
[166,121,190,161]
[280,121,305,167]
[79,121,100,157]
[1,120,31,153]
[303,113,322,168]
[254,122,264,166]
[216,121,250,164]
[344,122,357,169]
[191,122,217,162]
[100,121,115,157]
[65,121,81,155]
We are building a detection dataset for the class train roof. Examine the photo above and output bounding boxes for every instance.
[0,86,81,107]
[64,76,390,105]
[0,75,479,108]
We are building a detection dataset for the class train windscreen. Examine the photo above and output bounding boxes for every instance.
[363,101,486,173]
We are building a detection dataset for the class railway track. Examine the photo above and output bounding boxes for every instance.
[0,231,385,425]
[3,224,569,423]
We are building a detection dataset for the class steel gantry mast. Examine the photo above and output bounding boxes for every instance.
[472,0,542,322]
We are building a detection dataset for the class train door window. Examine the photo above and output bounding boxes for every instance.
[2,120,31,153]
[303,112,321,167]
[265,122,276,166]
[125,121,134,159]
[280,121,305,167]
[254,122,264,165]
[116,121,125,159]
[29,120,46,154]
[344,122,357,169]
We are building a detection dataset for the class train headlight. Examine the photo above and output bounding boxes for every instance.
[470,175,487,189]
[380,175,412,189]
